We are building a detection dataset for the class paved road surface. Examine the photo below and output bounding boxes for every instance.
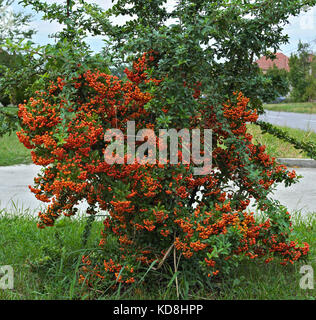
[259,110,316,132]
[0,165,315,218]
[0,164,89,216]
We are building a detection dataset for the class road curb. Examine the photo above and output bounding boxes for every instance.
[277,158,316,168]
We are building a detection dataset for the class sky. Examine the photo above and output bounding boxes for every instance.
[7,0,316,57]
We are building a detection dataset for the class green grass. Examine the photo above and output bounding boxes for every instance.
[0,211,104,300]
[0,210,315,300]
[0,132,32,166]
[218,213,316,300]
[264,102,316,114]
[247,124,316,159]
[0,105,32,166]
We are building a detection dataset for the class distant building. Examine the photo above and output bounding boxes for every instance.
[255,52,290,73]
[255,52,315,74]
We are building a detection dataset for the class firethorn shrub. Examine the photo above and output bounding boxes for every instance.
[17,52,309,293]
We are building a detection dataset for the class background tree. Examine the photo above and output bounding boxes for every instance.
[0,0,110,136]
[0,0,34,42]
[261,65,290,103]
[289,41,314,102]
[0,0,35,104]
[0,49,11,105]
[303,55,316,101]
[2,0,316,141]
[0,0,36,135]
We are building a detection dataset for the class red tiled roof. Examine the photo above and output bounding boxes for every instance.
[308,54,314,63]
[255,52,290,72]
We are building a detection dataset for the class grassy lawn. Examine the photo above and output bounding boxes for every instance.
[0,211,315,300]
[264,102,316,114]
[247,124,316,159]
[0,105,32,166]
[0,132,32,166]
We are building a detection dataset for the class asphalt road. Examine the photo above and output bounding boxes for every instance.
[259,110,316,132]
[0,164,315,218]
[0,164,89,216]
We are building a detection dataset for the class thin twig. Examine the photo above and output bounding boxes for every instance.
[173,240,179,299]
[176,252,182,271]
[152,242,174,271]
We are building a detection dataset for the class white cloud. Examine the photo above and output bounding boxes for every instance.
[280,7,316,55]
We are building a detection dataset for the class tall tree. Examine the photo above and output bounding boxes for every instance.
[0,0,36,135]
[0,0,110,136]
[0,0,34,42]
[289,41,313,102]
[261,66,290,103]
